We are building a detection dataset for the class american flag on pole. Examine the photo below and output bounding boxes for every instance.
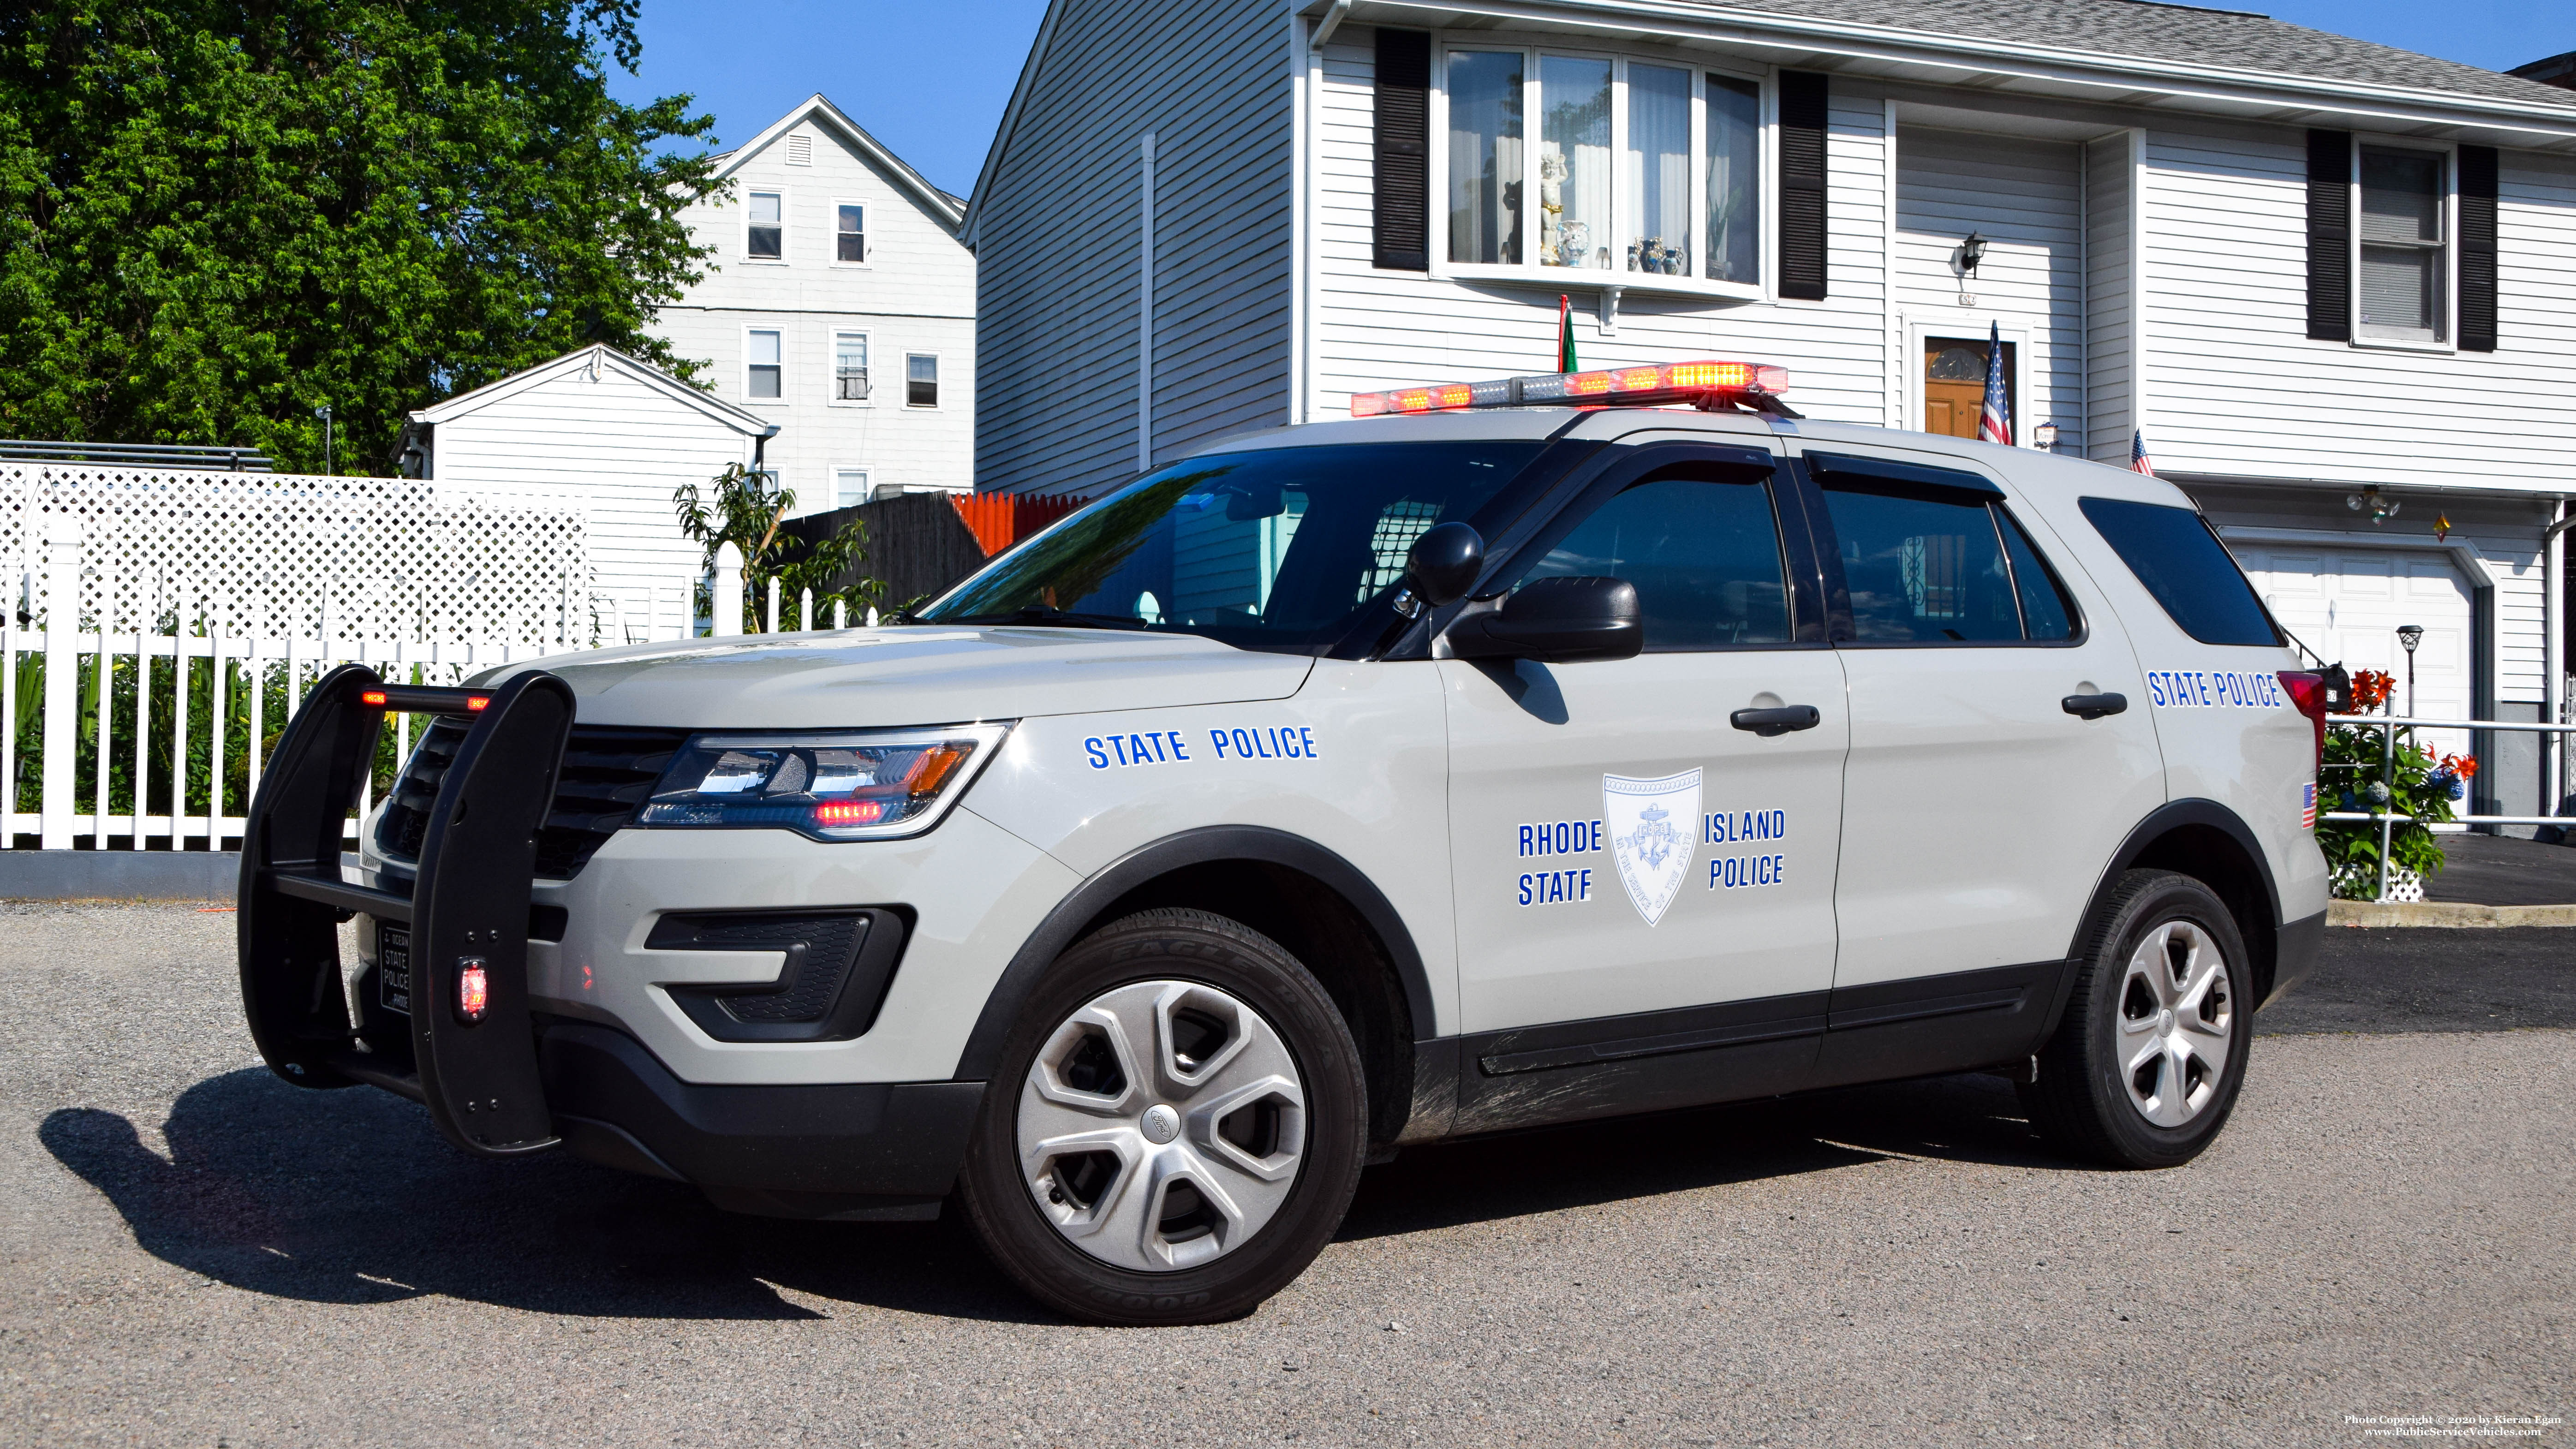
[2131,429,2156,476]
[1977,320,2011,445]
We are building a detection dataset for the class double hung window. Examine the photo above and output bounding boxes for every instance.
[747,329,782,400]
[2358,148,2446,342]
[835,468,871,509]
[747,191,784,260]
[833,331,870,402]
[836,204,866,263]
[906,354,939,408]
[1444,47,1766,291]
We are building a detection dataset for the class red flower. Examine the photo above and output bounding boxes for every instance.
[2439,753,2480,781]
[2350,670,2395,710]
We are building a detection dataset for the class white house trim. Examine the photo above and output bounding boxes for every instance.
[2214,525,2505,593]
[720,95,966,233]
[408,346,774,439]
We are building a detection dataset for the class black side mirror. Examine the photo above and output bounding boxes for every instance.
[1446,576,1643,664]
[1395,521,1483,617]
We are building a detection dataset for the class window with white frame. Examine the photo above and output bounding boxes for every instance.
[1443,46,1767,290]
[834,467,871,508]
[2358,148,2446,342]
[833,331,870,401]
[747,191,784,260]
[906,353,938,408]
[747,329,782,399]
[836,203,866,263]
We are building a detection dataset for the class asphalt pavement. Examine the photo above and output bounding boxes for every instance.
[1,903,2567,1447]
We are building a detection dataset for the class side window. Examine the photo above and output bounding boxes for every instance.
[1820,483,2020,644]
[1519,473,1790,650]
[2077,496,2281,646]
[747,191,784,260]
[1999,510,2080,641]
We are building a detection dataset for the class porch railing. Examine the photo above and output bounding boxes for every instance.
[2318,712,2576,903]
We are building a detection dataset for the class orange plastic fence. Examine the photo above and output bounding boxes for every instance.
[951,491,1083,557]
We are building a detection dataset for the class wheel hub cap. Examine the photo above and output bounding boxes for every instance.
[2116,921,2234,1128]
[1017,980,1308,1272]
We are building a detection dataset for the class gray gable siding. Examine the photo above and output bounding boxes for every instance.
[974,0,1295,496]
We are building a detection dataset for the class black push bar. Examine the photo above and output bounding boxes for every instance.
[236,663,576,1157]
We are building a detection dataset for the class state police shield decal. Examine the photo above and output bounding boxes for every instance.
[1604,769,1700,926]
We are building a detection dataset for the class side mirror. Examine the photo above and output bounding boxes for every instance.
[1394,521,1483,617]
[1446,576,1643,664]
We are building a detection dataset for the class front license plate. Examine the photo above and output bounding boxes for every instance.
[378,924,412,1016]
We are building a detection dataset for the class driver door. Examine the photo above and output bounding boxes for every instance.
[1438,445,1849,1131]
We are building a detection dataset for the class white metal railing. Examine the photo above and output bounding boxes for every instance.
[2319,711,2576,903]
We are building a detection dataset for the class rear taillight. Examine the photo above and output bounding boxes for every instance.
[2280,671,2328,774]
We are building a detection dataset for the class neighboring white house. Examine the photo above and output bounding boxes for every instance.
[398,344,773,640]
[657,94,977,515]
[966,0,2576,827]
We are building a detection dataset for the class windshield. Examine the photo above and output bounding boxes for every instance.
[922,441,1550,651]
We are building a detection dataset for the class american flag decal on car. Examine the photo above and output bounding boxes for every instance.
[2301,782,2318,830]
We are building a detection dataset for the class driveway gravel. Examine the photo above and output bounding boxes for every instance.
[1,902,2567,1447]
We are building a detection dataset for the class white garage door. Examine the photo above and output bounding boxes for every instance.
[2234,546,2474,760]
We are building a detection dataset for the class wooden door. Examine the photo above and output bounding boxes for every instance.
[1922,337,2013,440]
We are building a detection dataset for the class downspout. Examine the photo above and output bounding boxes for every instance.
[2546,500,2573,818]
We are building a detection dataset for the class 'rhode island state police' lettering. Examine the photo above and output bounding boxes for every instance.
[2146,669,2285,710]
[1085,731,1192,769]
[1704,805,1789,890]
[1518,868,1593,906]
[1209,725,1320,761]
[1518,819,1604,857]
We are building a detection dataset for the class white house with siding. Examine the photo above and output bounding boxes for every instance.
[400,344,772,641]
[966,0,2576,827]
[656,95,976,514]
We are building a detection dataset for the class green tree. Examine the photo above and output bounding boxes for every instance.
[0,0,720,473]
[675,463,885,633]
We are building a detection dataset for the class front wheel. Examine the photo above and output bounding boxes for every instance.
[2022,869,2253,1169]
[957,909,1367,1325]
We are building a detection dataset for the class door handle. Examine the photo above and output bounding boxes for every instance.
[1729,705,1822,737]
[2062,692,2128,721]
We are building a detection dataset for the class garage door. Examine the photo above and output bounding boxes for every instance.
[2234,545,2474,760]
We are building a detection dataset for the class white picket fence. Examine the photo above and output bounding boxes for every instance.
[3,532,863,853]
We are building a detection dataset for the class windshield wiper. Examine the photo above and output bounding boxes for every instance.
[950,606,1151,631]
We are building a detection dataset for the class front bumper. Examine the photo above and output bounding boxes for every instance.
[542,1023,982,1219]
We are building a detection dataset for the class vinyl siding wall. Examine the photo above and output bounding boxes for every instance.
[973,0,1296,496]
[659,117,976,507]
[2135,123,2576,493]
[1309,27,1894,426]
[1892,127,2084,447]
[428,367,755,621]
[2083,133,2137,465]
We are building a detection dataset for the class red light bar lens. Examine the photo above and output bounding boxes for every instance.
[457,962,489,1023]
[465,696,489,711]
[359,690,388,706]
[814,800,887,827]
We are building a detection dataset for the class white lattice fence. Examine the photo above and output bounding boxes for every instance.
[5,463,589,644]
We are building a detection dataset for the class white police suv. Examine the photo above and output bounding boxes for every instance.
[237,360,2331,1325]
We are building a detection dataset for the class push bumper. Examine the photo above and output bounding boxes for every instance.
[236,664,979,1212]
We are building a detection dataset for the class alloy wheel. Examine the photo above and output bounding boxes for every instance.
[2116,920,2234,1128]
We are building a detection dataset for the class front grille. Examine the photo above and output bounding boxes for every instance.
[377,720,692,879]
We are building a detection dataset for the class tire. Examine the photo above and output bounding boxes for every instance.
[957,908,1368,1325]
[2021,869,2254,1169]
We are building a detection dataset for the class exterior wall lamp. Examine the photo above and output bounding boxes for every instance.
[2348,485,2401,524]
[1956,232,1989,278]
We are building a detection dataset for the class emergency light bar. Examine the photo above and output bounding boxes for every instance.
[1349,360,1793,418]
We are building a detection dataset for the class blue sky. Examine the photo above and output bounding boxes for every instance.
[606,1,2570,198]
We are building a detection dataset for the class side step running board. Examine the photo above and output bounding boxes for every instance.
[237,664,577,1157]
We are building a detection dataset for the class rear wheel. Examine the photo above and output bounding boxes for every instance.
[2023,870,2252,1169]
[958,909,1366,1324]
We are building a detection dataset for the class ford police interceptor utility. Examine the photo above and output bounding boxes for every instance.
[237,359,2331,1325]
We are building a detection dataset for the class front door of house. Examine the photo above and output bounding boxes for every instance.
[1923,336,2014,439]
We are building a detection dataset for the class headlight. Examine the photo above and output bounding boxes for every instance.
[636,723,1012,841]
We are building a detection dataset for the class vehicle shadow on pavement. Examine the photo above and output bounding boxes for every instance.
[39,1067,1048,1324]
[1341,1072,2059,1240]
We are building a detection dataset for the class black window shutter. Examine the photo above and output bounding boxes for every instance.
[2459,144,2498,353]
[1777,72,1829,301]
[1373,30,1431,271]
[2305,129,2351,342]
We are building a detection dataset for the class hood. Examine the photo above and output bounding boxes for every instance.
[475,627,1315,730]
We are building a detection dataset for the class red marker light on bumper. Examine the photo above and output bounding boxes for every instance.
[465,695,489,711]
[814,800,887,827]
[457,961,489,1023]
[360,690,388,706]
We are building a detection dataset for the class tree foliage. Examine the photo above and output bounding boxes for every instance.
[0,0,720,473]
[675,464,885,633]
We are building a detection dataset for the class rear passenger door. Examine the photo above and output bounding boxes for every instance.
[1794,447,2164,1082]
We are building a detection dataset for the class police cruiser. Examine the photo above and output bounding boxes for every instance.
[236,359,2331,1325]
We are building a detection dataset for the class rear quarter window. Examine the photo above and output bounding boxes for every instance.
[2076,496,2281,647]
